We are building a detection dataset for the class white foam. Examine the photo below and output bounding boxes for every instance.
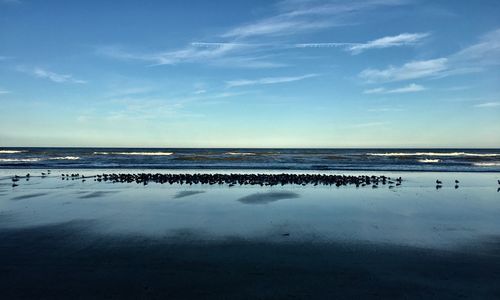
[0,158,42,162]
[418,159,440,163]
[473,162,500,167]
[0,150,26,154]
[50,156,80,160]
[225,152,256,156]
[368,152,499,157]
[94,152,173,156]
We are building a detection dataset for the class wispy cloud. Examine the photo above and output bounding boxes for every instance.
[19,67,86,84]
[0,89,11,95]
[364,83,426,94]
[360,58,448,82]
[297,32,429,54]
[359,28,500,83]
[226,73,318,88]
[474,102,500,108]
[347,33,429,54]
[98,0,409,68]
[223,0,409,39]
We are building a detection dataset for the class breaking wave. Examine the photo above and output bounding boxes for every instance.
[418,159,440,163]
[0,158,42,162]
[225,152,256,156]
[94,152,173,156]
[473,162,500,167]
[0,150,26,154]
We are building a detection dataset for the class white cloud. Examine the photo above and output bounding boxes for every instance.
[359,58,448,82]
[452,28,500,66]
[226,73,318,88]
[347,32,429,54]
[359,28,500,83]
[23,67,86,84]
[364,83,426,94]
[193,89,206,95]
[0,89,10,94]
[222,0,408,39]
[474,102,500,108]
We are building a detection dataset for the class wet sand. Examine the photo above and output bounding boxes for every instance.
[0,169,499,299]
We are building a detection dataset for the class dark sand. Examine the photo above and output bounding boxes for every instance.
[1,220,499,299]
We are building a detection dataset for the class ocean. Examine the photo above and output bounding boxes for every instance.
[1,147,499,172]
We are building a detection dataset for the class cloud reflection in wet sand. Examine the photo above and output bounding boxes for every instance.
[174,190,206,199]
[238,191,299,205]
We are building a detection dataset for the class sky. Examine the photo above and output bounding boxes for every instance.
[0,0,499,148]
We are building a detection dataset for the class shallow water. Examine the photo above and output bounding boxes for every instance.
[1,169,499,252]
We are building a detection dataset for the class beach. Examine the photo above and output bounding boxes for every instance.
[1,169,499,299]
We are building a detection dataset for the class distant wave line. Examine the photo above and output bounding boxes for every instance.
[0,156,80,162]
[0,150,27,154]
[368,152,499,157]
[94,152,174,156]
[473,162,500,166]
[225,152,256,156]
[418,159,440,163]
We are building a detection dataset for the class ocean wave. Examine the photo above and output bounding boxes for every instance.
[0,158,42,162]
[225,152,256,156]
[50,156,80,160]
[0,150,26,154]
[368,152,499,157]
[418,159,440,163]
[94,152,173,156]
[473,162,500,167]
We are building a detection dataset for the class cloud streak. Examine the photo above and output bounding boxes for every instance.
[297,32,429,54]
[474,102,500,108]
[359,28,500,83]
[20,67,86,84]
[226,73,318,88]
[364,83,426,94]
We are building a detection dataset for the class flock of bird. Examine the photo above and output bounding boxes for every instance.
[8,171,500,191]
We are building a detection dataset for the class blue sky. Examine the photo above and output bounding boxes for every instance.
[0,0,499,148]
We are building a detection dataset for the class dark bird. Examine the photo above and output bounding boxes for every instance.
[455,180,459,184]
[455,185,459,189]
[498,180,500,185]
[436,185,442,190]
[41,172,46,176]
[12,183,18,187]
[436,180,442,184]
[12,177,19,182]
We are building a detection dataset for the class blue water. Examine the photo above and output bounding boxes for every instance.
[0,148,499,172]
